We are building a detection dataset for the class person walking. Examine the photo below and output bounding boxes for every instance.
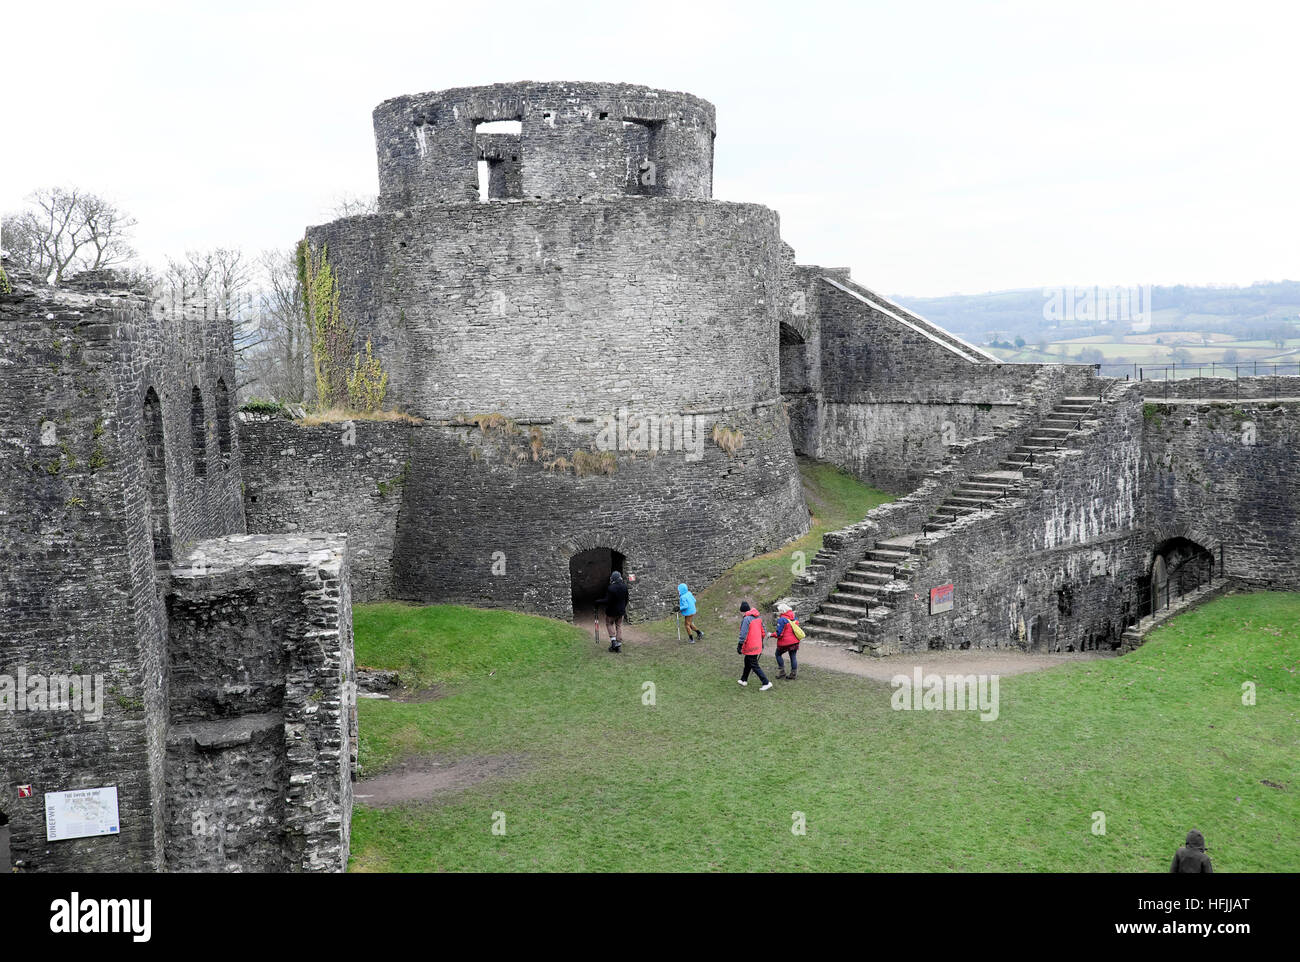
[737,601,772,690]
[678,583,703,642]
[1169,829,1213,873]
[595,570,630,653]
[770,602,802,679]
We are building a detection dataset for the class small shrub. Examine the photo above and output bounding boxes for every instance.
[241,397,288,415]
[711,423,745,456]
[573,449,617,476]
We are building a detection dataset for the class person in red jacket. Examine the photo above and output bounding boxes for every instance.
[737,601,772,690]
[770,602,801,680]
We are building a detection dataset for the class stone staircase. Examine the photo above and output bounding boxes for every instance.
[801,396,1105,652]
[993,396,1100,479]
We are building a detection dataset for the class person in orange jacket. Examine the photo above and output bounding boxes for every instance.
[737,601,772,690]
[770,602,801,680]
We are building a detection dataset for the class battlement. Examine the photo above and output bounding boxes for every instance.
[374,81,716,208]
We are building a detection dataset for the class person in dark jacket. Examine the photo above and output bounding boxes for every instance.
[1169,829,1213,873]
[737,601,772,690]
[595,570,630,653]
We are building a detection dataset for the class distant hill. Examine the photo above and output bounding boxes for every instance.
[892,281,1300,347]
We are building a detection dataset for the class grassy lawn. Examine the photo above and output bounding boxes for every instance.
[349,590,1300,872]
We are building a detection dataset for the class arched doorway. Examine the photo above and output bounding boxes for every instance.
[1140,537,1216,617]
[143,388,172,562]
[570,547,626,618]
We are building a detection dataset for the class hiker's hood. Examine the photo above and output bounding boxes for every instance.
[1185,830,1205,850]
[678,583,688,596]
[609,571,624,586]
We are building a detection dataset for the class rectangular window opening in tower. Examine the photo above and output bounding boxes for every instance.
[622,118,665,197]
[474,120,523,201]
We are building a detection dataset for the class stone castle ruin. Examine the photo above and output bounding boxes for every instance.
[3,81,1298,872]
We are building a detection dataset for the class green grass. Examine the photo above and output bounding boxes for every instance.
[349,591,1300,872]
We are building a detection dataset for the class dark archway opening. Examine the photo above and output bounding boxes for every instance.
[570,547,626,617]
[779,320,810,395]
[1135,537,1216,621]
[0,809,10,873]
[216,377,232,468]
[190,386,207,478]
[143,387,172,562]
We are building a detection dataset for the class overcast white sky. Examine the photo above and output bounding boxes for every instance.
[2,0,1296,296]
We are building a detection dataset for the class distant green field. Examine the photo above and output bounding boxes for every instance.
[995,337,1300,368]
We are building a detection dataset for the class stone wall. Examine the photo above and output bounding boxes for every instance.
[0,271,244,872]
[787,365,1106,614]
[240,417,413,601]
[1141,390,1300,589]
[863,383,1148,654]
[242,403,810,620]
[783,267,1100,490]
[1,270,353,874]
[164,535,355,873]
[374,81,715,208]
[1141,375,1300,401]
[306,199,785,422]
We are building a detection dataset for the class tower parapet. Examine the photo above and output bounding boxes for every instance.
[374,81,716,208]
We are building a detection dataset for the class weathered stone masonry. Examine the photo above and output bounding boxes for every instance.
[1,271,356,873]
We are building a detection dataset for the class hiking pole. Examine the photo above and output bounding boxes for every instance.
[676,611,681,642]
[593,611,600,643]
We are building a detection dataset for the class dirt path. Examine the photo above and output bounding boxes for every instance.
[354,754,527,807]
[573,605,662,647]
[796,643,1113,682]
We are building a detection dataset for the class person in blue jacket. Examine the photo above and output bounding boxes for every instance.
[677,583,703,643]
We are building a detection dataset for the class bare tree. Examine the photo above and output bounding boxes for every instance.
[1,187,137,282]
[328,193,379,218]
[243,248,310,404]
[156,247,259,390]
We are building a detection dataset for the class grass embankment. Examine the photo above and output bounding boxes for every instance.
[635,458,893,642]
[350,532,1299,870]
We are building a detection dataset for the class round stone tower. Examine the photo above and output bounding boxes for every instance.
[306,81,809,618]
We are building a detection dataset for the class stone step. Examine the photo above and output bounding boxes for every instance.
[998,460,1045,474]
[848,567,893,582]
[866,548,910,563]
[858,559,898,574]
[836,580,882,595]
[822,601,870,617]
[936,504,979,517]
[809,612,858,629]
[1062,396,1100,402]
[970,471,1023,482]
[959,481,1010,492]
[945,495,991,507]
[804,625,859,644]
[831,588,880,604]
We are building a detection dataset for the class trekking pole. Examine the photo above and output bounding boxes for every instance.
[676,611,681,641]
[593,611,600,643]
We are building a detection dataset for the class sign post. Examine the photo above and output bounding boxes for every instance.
[930,583,955,615]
